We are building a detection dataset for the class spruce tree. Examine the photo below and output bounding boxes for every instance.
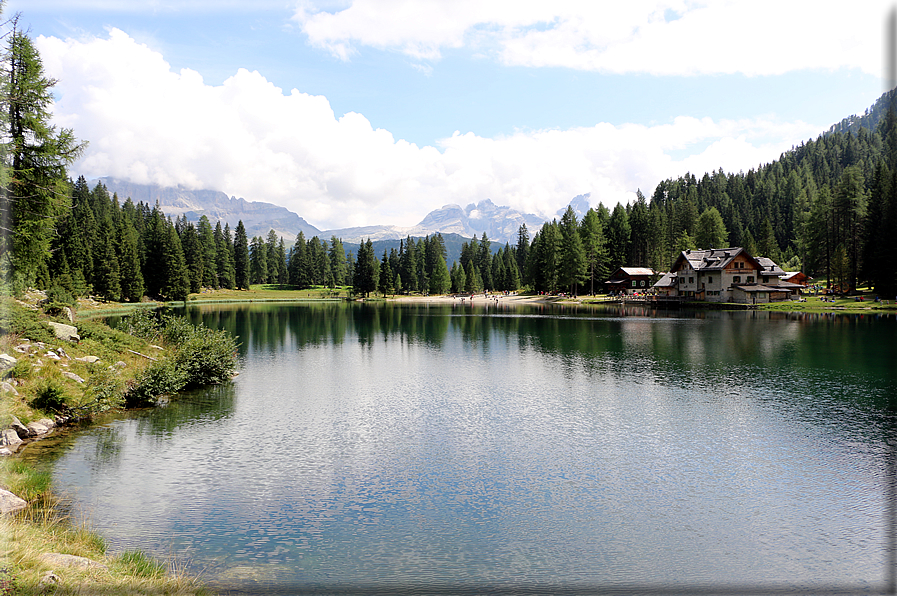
[233,220,250,289]
[1,27,85,293]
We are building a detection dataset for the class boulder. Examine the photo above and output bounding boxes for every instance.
[75,356,101,364]
[45,351,61,361]
[0,429,21,447]
[0,353,16,373]
[112,361,127,369]
[46,321,80,342]
[0,488,27,515]
[38,553,108,572]
[37,571,60,591]
[9,416,35,439]
[61,371,85,384]
[38,418,56,429]
[0,447,12,456]
[26,421,50,435]
[1,382,18,396]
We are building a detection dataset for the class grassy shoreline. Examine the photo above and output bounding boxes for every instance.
[0,299,233,595]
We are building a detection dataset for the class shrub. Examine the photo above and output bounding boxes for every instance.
[174,326,238,388]
[158,314,196,346]
[125,358,188,408]
[79,367,125,414]
[29,379,71,414]
[0,299,55,343]
[121,308,161,342]
[45,285,76,306]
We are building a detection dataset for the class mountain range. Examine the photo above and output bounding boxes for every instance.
[93,177,587,246]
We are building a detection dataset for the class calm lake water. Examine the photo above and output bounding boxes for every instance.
[23,303,897,594]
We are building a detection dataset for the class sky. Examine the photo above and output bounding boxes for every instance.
[9,0,894,230]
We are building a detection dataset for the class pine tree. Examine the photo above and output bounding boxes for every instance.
[329,236,347,287]
[579,208,608,294]
[215,222,236,289]
[353,239,379,297]
[233,220,250,289]
[162,220,190,301]
[117,216,144,302]
[198,216,218,288]
[558,206,587,295]
[1,27,85,293]
[92,215,121,301]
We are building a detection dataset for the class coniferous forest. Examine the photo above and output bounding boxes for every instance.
[2,21,896,302]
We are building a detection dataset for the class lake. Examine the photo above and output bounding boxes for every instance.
[23,302,897,594]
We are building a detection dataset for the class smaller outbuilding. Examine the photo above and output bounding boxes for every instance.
[780,271,810,286]
[605,267,655,295]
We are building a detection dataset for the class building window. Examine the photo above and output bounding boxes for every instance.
[632,280,637,287]
[708,276,713,284]
[689,277,694,284]
[747,276,754,283]
[640,280,645,287]
[733,276,741,283]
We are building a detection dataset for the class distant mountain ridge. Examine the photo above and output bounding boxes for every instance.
[94,178,569,245]
[93,177,323,241]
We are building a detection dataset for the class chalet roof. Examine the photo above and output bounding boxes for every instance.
[671,247,759,273]
[619,267,655,276]
[755,257,786,276]
[607,267,655,282]
[653,272,676,288]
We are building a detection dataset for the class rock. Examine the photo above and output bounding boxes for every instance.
[61,371,85,384]
[0,488,27,515]
[37,571,59,590]
[75,356,101,364]
[13,343,30,353]
[46,321,80,342]
[56,347,70,359]
[38,553,109,572]
[0,447,12,456]
[1,382,18,396]
[26,421,50,435]
[0,353,16,373]
[45,351,60,361]
[0,429,21,447]
[38,418,56,429]
[112,361,127,368]
[9,416,35,439]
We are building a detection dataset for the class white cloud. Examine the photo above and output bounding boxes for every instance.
[293,0,888,77]
[38,30,821,230]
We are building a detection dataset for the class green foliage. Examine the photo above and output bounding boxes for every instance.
[174,326,238,388]
[45,284,76,306]
[117,551,166,579]
[120,308,162,341]
[0,300,55,343]
[1,27,85,293]
[41,301,72,318]
[81,367,125,414]
[30,379,71,414]
[2,460,52,502]
[125,357,188,408]
[124,312,238,405]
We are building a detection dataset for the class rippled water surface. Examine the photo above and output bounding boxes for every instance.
[26,304,897,593]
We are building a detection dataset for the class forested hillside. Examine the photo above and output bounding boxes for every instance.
[1,16,895,300]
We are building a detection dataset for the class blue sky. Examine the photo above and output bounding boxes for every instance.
[11,1,890,230]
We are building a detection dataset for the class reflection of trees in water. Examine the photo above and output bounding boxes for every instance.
[185,302,895,444]
[133,383,237,439]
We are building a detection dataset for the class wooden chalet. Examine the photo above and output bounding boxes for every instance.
[605,267,655,295]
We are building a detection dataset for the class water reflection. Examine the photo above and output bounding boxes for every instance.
[28,303,897,592]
